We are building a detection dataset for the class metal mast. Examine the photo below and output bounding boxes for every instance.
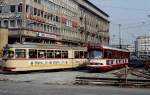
[119,24,122,49]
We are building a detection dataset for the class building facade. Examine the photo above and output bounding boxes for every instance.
[77,0,109,45]
[135,36,150,58]
[0,0,109,46]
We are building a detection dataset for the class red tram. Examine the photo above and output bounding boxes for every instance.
[87,45,130,71]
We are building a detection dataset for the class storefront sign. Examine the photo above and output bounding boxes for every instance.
[38,32,57,39]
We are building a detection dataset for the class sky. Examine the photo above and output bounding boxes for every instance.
[90,0,150,45]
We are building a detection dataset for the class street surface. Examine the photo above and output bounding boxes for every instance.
[0,81,150,95]
[0,70,150,95]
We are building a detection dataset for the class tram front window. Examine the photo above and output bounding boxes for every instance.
[3,49,14,59]
[89,51,102,59]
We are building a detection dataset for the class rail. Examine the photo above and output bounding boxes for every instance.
[75,77,150,88]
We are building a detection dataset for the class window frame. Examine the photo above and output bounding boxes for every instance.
[15,49,26,59]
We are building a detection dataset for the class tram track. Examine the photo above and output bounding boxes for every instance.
[75,76,150,88]
[75,67,150,88]
[130,69,150,79]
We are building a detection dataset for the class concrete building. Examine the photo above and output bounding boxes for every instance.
[135,36,150,58]
[77,0,109,45]
[0,0,109,46]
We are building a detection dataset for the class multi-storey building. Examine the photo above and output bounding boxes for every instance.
[77,0,109,45]
[135,36,150,58]
[0,0,109,47]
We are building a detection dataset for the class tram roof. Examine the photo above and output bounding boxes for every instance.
[88,45,129,52]
[102,46,129,52]
[5,43,87,50]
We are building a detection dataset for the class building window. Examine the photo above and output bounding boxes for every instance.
[10,20,16,27]
[10,5,16,12]
[26,5,29,13]
[44,24,46,31]
[34,8,37,15]
[41,11,43,17]
[18,3,22,12]
[4,20,8,28]
[37,9,40,16]
[56,16,59,22]
[3,6,10,13]
[17,19,22,27]
[0,6,2,13]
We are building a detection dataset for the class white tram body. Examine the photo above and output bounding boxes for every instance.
[87,45,130,71]
[1,43,87,72]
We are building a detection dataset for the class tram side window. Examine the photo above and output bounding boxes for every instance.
[38,50,46,58]
[47,50,55,58]
[15,49,26,58]
[108,51,112,59]
[80,51,86,58]
[55,50,61,58]
[62,51,68,58]
[103,50,108,59]
[75,51,80,58]
[75,51,86,58]
[29,49,37,58]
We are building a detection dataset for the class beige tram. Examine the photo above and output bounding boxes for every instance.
[2,43,87,72]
